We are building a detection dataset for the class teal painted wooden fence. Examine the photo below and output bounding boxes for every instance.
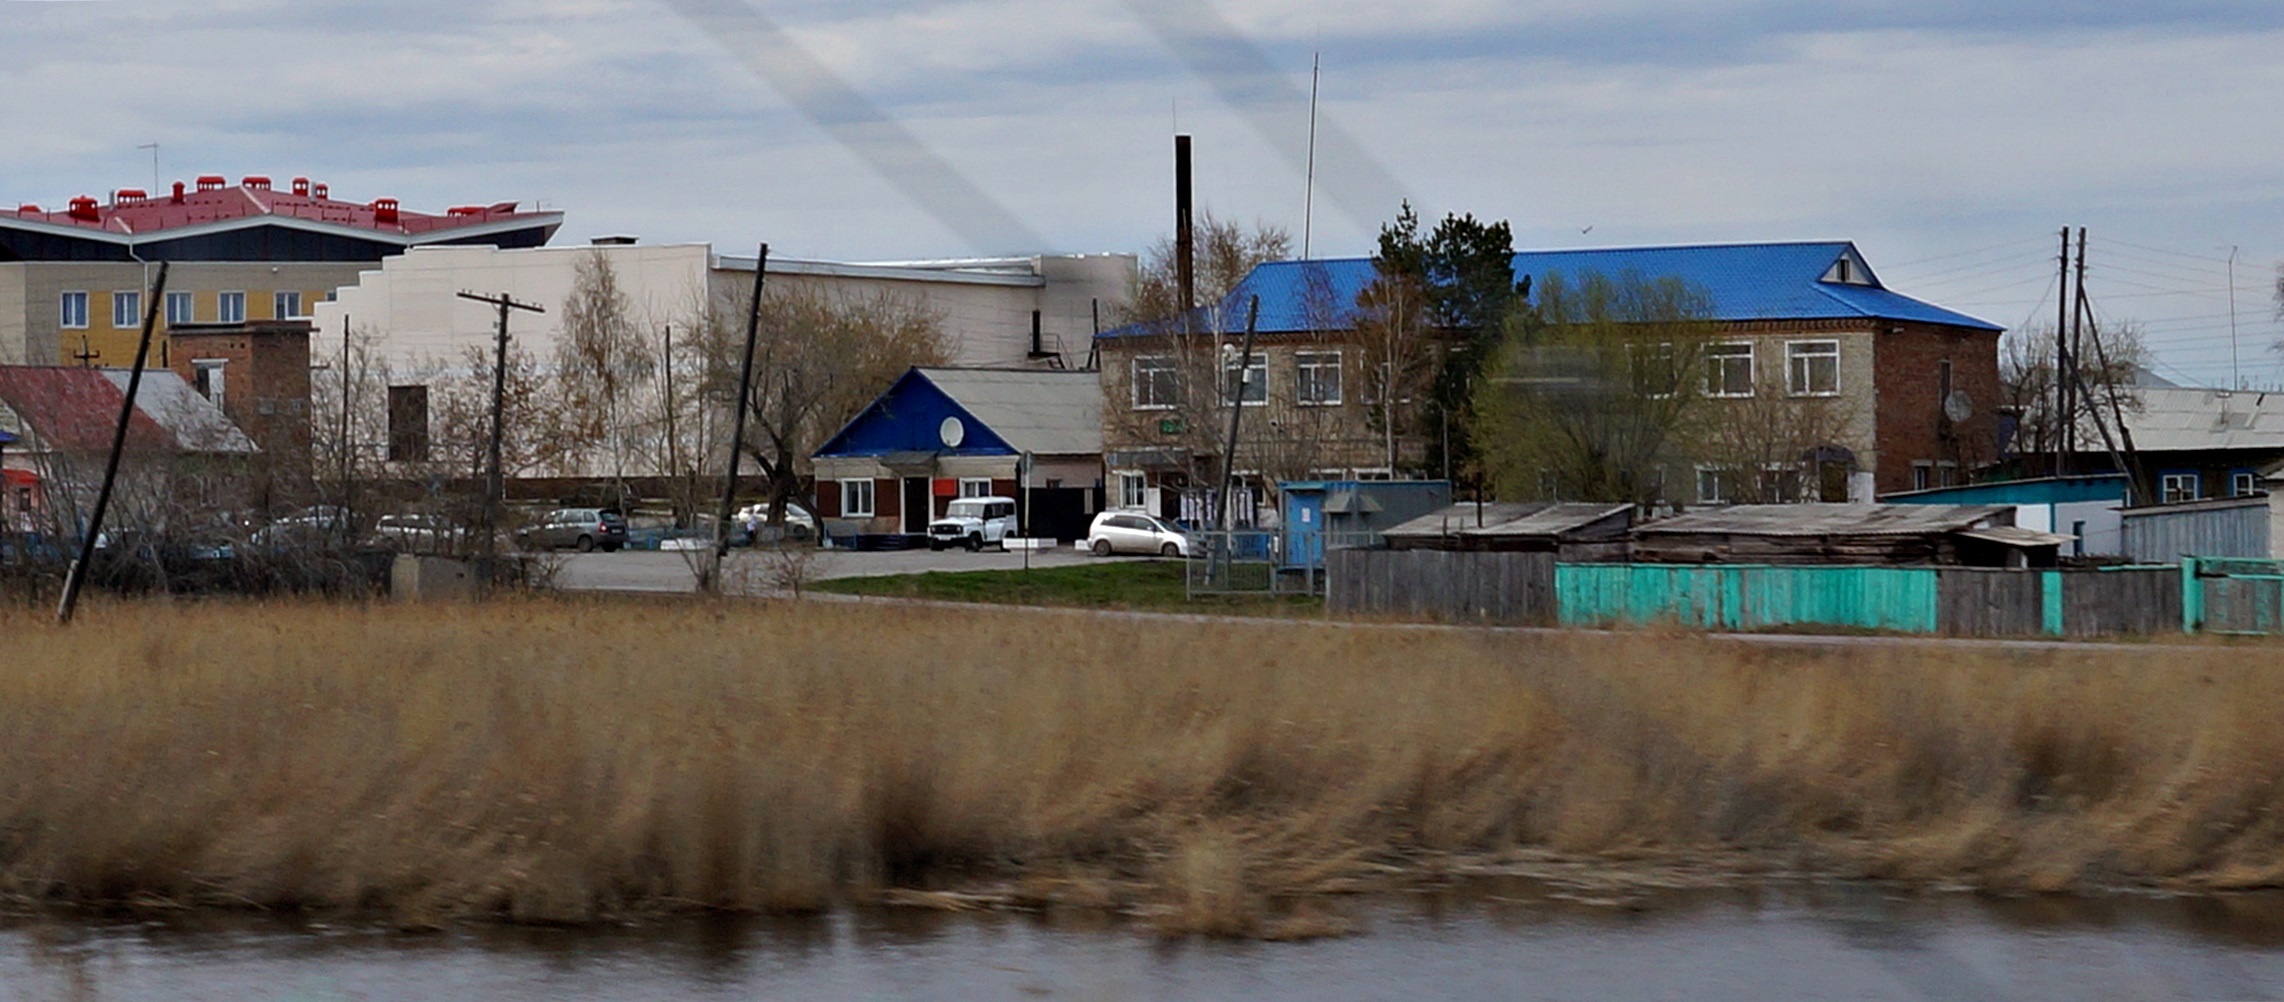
[1556,564,1941,633]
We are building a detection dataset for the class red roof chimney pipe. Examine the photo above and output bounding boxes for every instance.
[196,175,225,192]
[67,197,99,222]
[291,177,310,196]
[16,204,40,216]
[113,189,147,205]
[171,181,186,204]
[371,198,399,224]
[242,176,271,190]
[312,182,328,199]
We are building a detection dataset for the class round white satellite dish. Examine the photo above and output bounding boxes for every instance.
[939,416,966,448]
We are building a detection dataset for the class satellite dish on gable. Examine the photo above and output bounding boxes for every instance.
[939,416,966,448]
[1944,390,1974,424]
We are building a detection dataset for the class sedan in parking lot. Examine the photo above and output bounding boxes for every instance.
[1084,510,1192,557]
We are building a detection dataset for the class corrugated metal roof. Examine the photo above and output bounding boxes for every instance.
[0,366,254,455]
[916,367,1102,456]
[1103,241,1999,338]
[4,182,553,238]
[2104,386,2284,453]
[1636,503,2010,537]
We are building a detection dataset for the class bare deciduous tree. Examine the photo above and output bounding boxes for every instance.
[555,250,657,493]
[1119,212,1291,326]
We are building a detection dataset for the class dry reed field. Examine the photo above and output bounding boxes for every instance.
[2,597,2282,935]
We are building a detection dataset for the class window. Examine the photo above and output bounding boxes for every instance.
[165,291,194,325]
[112,291,141,329]
[958,477,993,498]
[217,291,246,324]
[1912,461,1933,492]
[59,292,89,329]
[1116,471,1146,508]
[387,384,430,462]
[1938,358,1954,404]
[1629,342,1679,398]
[2160,472,2200,504]
[1133,355,1180,409]
[274,291,303,319]
[840,478,876,517]
[1704,342,1754,398]
[1222,355,1268,406]
[2232,471,2259,497]
[192,359,226,410]
[1758,464,1804,503]
[1295,350,1342,405]
[1695,466,1731,504]
[1937,461,1958,488]
[1786,340,1840,396]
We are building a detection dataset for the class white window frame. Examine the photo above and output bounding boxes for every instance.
[1786,340,1841,397]
[111,291,141,329]
[1695,466,1731,505]
[1132,355,1180,410]
[1295,350,1343,406]
[2232,472,2259,497]
[1115,470,1147,509]
[274,290,303,319]
[2160,472,2200,505]
[59,291,89,329]
[1911,461,1933,492]
[1221,355,1268,406]
[164,291,194,325]
[957,477,993,498]
[839,478,876,517]
[217,291,247,324]
[1703,341,1755,398]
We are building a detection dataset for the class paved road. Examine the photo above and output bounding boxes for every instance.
[553,544,1112,594]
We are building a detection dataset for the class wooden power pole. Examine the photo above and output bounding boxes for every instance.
[456,290,544,585]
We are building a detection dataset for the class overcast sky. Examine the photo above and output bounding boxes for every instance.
[3,0,2281,386]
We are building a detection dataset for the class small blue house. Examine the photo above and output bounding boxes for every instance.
[812,367,1103,542]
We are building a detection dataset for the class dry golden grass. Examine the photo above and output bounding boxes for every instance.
[2,597,2282,935]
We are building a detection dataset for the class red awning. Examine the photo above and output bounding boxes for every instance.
[2,468,38,487]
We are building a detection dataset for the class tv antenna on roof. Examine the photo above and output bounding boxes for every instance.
[135,142,159,194]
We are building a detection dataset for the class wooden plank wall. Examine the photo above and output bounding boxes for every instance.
[2065,568,2182,636]
[1327,550,1555,625]
[1935,569,2045,637]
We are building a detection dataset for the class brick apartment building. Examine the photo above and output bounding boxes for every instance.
[1093,241,2001,510]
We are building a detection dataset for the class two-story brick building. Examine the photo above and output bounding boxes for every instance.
[1093,241,2002,509]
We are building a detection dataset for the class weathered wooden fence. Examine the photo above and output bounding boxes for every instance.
[2186,557,2284,635]
[1326,549,1556,624]
[1327,550,2190,637]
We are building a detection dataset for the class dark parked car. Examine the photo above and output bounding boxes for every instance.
[516,508,627,552]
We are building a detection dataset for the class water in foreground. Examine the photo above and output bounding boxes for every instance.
[10,883,2284,1001]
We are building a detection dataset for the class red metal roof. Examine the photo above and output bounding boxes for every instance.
[0,367,202,454]
[5,178,545,238]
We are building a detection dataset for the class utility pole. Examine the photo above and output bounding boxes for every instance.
[2064,228,2083,479]
[339,314,355,548]
[58,262,168,625]
[714,243,768,585]
[456,290,544,586]
[2069,227,2089,472]
[1217,296,1261,533]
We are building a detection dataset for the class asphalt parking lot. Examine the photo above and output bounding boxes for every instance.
[551,543,1113,594]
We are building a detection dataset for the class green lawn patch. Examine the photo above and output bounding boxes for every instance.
[813,559,1323,615]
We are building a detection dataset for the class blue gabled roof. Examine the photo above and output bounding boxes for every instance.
[813,369,1019,459]
[1101,241,2000,337]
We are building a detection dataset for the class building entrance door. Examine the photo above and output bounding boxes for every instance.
[903,478,931,533]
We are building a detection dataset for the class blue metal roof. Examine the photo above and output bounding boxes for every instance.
[1101,241,2000,337]
[812,369,1019,459]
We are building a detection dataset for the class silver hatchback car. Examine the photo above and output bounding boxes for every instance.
[1084,510,1191,558]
